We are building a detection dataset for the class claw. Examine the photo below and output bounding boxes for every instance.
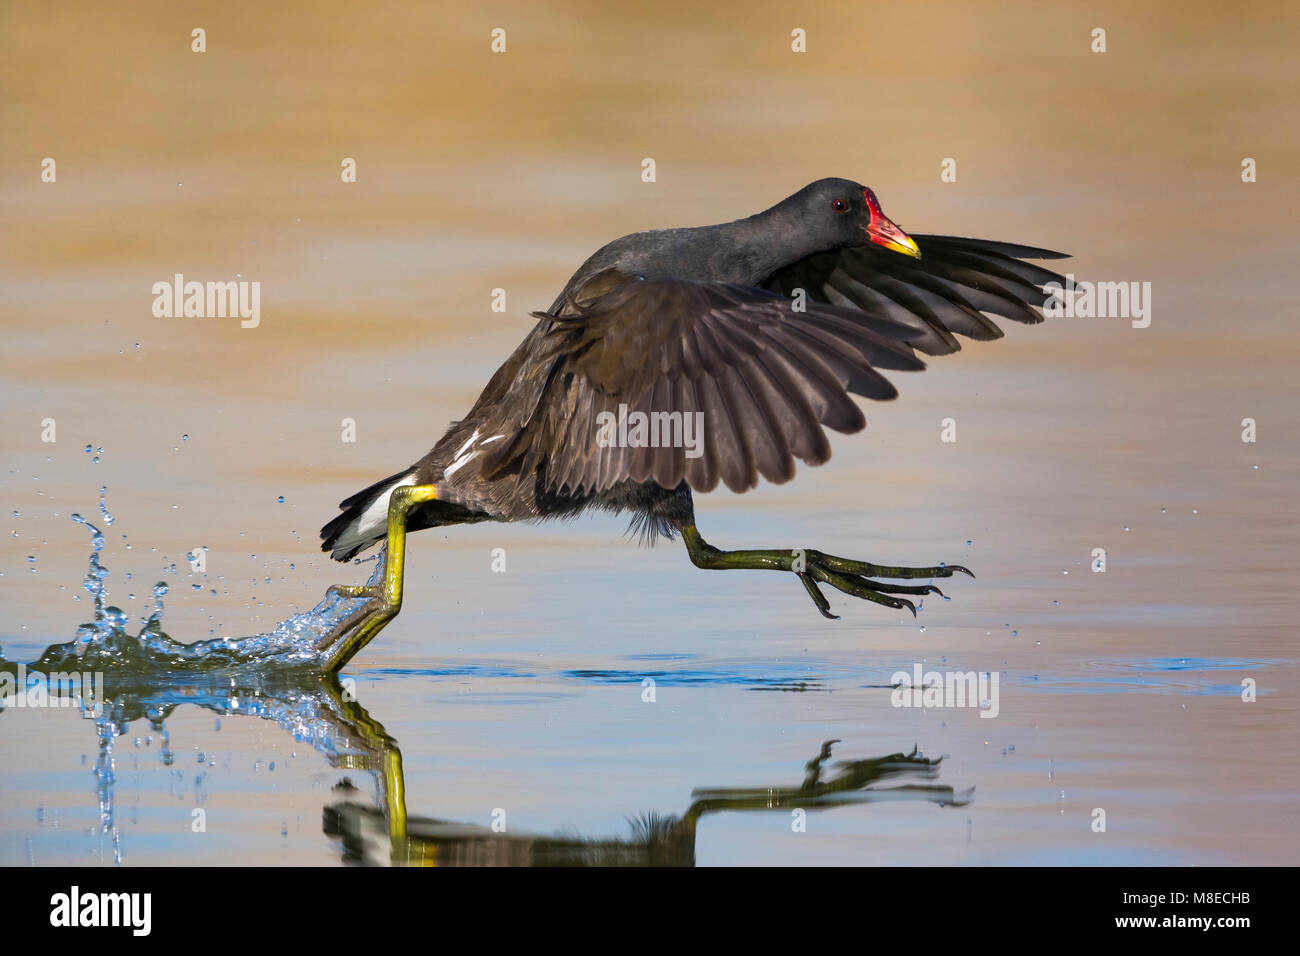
[798,572,840,620]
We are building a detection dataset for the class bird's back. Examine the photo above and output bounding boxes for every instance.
[549,217,797,312]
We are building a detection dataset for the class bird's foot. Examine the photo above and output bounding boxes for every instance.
[680,525,972,620]
[795,550,973,619]
[315,585,399,671]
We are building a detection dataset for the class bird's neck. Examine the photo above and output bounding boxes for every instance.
[714,207,831,286]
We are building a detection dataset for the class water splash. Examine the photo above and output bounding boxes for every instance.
[97,485,114,526]
[46,506,381,676]
[1,641,397,859]
[0,498,387,860]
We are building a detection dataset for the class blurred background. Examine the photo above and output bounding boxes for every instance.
[1,0,1297,865]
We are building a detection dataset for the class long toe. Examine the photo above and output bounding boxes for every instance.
[798,572,840,619]
[327,583,380,600]
[860,581,945,597]
[814,567,918,616]
[816,553,975,581]
[315,599,382,651]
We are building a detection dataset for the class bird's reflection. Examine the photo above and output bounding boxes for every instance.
[328,735,970,866]
[1,651,971,867]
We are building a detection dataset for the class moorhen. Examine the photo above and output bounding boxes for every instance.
[316,178,1067,671]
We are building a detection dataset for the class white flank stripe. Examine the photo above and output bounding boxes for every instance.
[443,450,479,478]
[453,430,480,459]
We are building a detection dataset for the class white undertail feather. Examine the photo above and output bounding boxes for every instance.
[327,432,507,559]
[328,474,417,559]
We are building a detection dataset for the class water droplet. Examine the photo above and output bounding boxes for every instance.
[276,495,285,504]
[182,434,189,441]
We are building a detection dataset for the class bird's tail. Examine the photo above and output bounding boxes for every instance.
[319,468,418,561]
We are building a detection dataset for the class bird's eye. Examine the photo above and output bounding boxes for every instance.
[832,199,849,213]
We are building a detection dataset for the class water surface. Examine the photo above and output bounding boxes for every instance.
[2,0,1297,865]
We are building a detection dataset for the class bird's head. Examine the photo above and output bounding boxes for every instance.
[789,178,921,259]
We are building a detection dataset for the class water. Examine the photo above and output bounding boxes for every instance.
[41,509,380,674]
[3,500,1297,864]
[1,520,977,865]
[2,0,1299,866]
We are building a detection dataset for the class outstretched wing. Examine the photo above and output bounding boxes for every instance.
[482,235,1068,496]
[765,235,1069,355]
[479,271,925,495]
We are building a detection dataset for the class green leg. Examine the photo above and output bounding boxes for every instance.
[317,484,439,673]
[680,524,972,619]
[321,675,409,844]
